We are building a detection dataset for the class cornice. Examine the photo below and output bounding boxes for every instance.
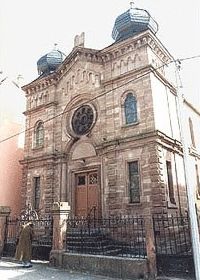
[23,101,58,116]
[100,30,173,65]
[102,65,151,87]
[184,99,200,117]
[102,64,176,93]
[22,47,103,95]
[22,30,174,95]
[20,152,66,165]
[155,130,183,153]
[96,130,157,151]
[189,147,200,159]
[96,129,183,155]
[22,73,57,94]
[150,66,177,94]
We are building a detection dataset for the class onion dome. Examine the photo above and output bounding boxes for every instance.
[112,2,158,42]
[37,46,63,76]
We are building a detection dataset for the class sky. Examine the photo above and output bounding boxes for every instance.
[0,0,200,125]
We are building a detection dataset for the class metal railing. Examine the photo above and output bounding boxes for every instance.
[3,216,53,259]
[65,215,146,258]
[153,213,192,256]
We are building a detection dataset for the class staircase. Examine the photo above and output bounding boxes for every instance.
[66,228,122,256]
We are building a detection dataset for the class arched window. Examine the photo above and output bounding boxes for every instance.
[189,118,196,147]
[124,93,137,124]
[35,121,44,147]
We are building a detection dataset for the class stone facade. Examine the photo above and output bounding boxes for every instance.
[20,29,199,218]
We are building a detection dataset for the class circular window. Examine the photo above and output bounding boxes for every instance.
[71,105,94,136]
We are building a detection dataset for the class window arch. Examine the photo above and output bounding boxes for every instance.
[124,93,138,124]
[34,121,44,147]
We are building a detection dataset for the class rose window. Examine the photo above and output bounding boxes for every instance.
[71,105,94,136]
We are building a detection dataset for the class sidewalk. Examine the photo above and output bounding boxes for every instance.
[0,257,196,280]
[156,276,195,280]
[0,257,123,280]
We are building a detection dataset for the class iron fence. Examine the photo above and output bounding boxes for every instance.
[65,215,146,258]
[3,215,53,260]
[153,213,192,256]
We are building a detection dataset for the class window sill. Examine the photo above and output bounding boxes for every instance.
[32,145,44,151]
[121,122,139,128]
[189,146,199,157]
[167,201,177,209]
[128,202,141,206]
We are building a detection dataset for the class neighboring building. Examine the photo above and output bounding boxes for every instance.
[184,100,200,218]
[0,119,24,216]
[20,5,200,219]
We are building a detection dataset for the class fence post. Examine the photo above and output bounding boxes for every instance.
[144,210,157,279]
[0,206,11,256]
[51,202,70,251]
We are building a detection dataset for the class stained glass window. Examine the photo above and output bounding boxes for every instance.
[77,175,86,186]
[34,177,40,210]
[72,105,94,136]
[166,161,176,204]
[124,93,137,124]
[128,161,140,203]
[89,173,98,185]
[35,122,44,147]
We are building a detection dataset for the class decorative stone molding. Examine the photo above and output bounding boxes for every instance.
[101,31,172,66]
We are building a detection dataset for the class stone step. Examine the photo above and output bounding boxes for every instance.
[66,245,121,256]
[67,228,105,236]
[66,240,117,248]
[66,234,110,241]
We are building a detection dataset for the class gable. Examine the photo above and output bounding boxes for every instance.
[58,60,103,94]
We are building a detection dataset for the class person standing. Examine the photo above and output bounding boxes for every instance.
[15,221,34,268]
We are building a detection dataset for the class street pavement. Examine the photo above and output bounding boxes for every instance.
[0,258,196,280]
[0,258,123,280]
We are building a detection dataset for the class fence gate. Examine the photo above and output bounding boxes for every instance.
[3,207,53,260]
[153,213,194,277]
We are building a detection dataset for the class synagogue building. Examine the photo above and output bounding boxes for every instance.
[21,4,200,219]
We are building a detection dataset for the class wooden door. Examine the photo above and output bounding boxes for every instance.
[75,171,99,218]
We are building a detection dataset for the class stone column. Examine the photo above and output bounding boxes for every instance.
[144,209,157,279]
[51,202,70,251]
[60,162,67,202]
[0,206,11,256]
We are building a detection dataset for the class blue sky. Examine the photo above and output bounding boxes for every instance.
[0,0,199,123]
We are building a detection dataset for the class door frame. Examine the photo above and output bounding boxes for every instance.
[71,165,102,218]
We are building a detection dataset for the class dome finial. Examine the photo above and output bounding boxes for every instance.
[54,43,58,50]
[130,1,135,9]
[112,2,158,42]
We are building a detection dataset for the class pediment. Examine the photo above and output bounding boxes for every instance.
[58,60,103,93]
[22,47,103,94]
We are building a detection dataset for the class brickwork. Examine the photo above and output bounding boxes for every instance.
[20,30,188,217]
